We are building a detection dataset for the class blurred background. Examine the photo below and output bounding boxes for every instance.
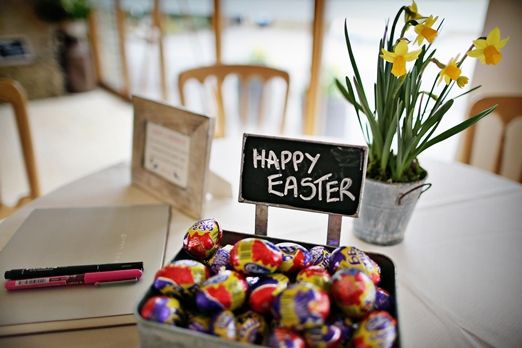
[0,0,521,206]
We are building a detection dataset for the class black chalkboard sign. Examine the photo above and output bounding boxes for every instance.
[239,134,367,216]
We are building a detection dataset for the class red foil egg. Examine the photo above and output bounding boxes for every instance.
[230,238,283,275]
[268,327,306,348]
[296,265,332,291]
[352,311,397,348]
[329,246,381,284]
[331,268,376,319]
[153,259,210,297]
[277,242,312,274]
[183,218,223,261]
[249,273,289,314]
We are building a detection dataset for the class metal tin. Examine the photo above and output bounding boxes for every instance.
[135,230,401,348]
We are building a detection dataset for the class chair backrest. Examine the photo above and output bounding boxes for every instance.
[178,64,290,138]
[0,79,40,219]
[459,96,522,182]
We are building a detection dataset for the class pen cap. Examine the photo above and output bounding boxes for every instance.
[85,269,143,283]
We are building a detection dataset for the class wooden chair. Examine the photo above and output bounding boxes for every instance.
[0,79,40,219]
[459,96,522,182]
[178,64,290,138]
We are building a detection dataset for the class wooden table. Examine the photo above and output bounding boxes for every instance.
[1,137,521,347]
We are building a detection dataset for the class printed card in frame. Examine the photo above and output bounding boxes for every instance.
[131,96,214,219]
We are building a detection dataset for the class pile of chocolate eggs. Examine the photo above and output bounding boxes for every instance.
[140,218,397,348]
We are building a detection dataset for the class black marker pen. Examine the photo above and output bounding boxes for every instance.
[4,261,144,280]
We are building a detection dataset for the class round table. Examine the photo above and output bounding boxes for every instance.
[0,137,521,347]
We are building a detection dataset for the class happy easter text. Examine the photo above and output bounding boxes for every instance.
[252,148,355,203]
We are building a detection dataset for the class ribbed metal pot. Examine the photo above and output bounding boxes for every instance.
[353,177,430,245]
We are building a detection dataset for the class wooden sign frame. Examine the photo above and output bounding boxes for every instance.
[131,96,214,219]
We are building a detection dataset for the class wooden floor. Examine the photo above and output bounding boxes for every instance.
[0,89,133,206]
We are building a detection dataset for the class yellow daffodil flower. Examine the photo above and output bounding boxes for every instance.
[405,1,423,22]
[381,39,421,77]
[467,27,509,65]
[438,56,468,87]
[414,16,438,45]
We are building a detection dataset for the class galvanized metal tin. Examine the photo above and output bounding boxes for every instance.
[354,177,431,245]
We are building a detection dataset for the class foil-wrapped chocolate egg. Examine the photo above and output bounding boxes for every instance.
[211,310,237,340]
[207,244,233,274]
[331,316,355,346]
[329,246,381,284]
[331,268,376,319]
[230,238,283,275]
[140,296,184,325]
[296,266,332,291]
[236,310,267,344]
[183,218,223,261]
[304,324,343,348]
[310,246,331,269]
[153,259,210,297]
[187,314,211,333]
[277,242,313,274]
[249,273,289,314]
[196,270,248,312]
[374,287,393,311]
[273,282,330,330]
[267,327,306,348]
[352,311,397,348]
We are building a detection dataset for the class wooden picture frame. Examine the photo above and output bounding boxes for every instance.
[131,96,214,219]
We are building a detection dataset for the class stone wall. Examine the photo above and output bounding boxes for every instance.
[0,0,65,99]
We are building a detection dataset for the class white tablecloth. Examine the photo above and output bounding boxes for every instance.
[1,137,521,347]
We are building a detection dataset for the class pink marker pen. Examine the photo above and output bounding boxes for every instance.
[5,269,143,291]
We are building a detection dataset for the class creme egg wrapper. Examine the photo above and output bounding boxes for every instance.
[296,265,332,291]
[183,218,223,261]
[272,282,330,331]
[310,246,331,269]
[277,242,312,274]
[374,287,393,311]
[195,270,248,312]
[329,246,381,284]
[140,296,184,325]
[248,273,289,314]
[211,310,237,341]
[268,327,306,348]
[236,310,267,344]
[230,238,283,275]
[304,324,343,348]
[207,244,233,274]
[331,268,376,319]
[352,311,397,348]
[153,259,210,297]
[187,314,211,333]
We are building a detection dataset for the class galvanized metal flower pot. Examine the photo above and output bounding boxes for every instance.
[353,177,431,245]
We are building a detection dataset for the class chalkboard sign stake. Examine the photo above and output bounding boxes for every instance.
[255,204,268,236]
[326,214,342,247]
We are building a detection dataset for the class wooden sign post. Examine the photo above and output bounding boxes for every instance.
[239,134,367,246]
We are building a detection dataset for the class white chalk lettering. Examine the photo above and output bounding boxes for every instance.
[305,153,321,174]
[299,177,316,201]
[267,174,284,197]
[253,148,265,169]
[281,150,292,170]
[284,176,298,197]
[267,150,280,170]
[313,173,332,201]
[326,180,339,203]
[293,151,304,171]
[340,178,355,201]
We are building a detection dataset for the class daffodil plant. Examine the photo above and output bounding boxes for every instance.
[336,1,509,182]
